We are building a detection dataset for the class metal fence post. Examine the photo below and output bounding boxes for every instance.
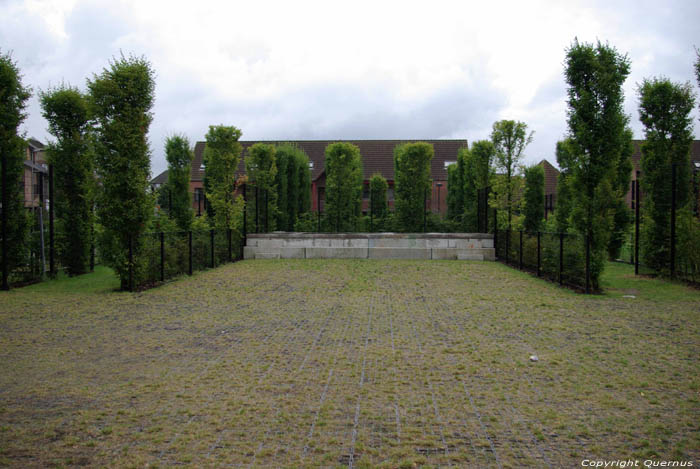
[670,163,677,278]
[49,164,55,277]
[228,228,232,262]
[128,234,134,291]
[210,229,215,268]
[494,228,499,260]
[585,233,591,294]
[1,148,8,290]
[264,189,269,233]
[370,189,373,232]
[188,231,193,275]
[537,231,541,277]
[423,187,427,233]
[635,175,640,275]
[505,229,510,265]
[317,186,322,233]
[242,183,247,247]
[559,232,564,286]
[519,230,523,270]
[160,232,165,282]
[255,186,259,233]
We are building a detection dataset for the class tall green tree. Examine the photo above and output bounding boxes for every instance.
[394,142,433,232]
[369,173,388,219]
[563,39,633,289]
[522,164,544,232]
[638,77,695,273]
[325,142,363,232]
[246,143,277,232]
[40,84,94,276]
[273,143,311,230]
[0,51,32,289]
[463,140,495,230]
[446,162,462,221]
[203,125,244,230]
[554,139,575,233]
[164,134,194,231]
[491,120,533,228]
[88,54,155,290]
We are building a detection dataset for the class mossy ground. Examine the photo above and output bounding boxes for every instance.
[0,261,698,468]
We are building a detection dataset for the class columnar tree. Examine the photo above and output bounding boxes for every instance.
[274,143,311,230]
[522,164,544,232]
[324,142,363,232]
[394,142,433,232]
[491,120,533,228]
[554,139,575,233]
[40,85,94,276]
[563,39,633,289]
[369,173,388,219]
[638,77,695,272]
[0,51,31,289]
[446,162,462,221]
[463,140,495,230]
[245,143,277,232]
[203,125,243,230]
[88,55,155,290]
[165,134,194,231]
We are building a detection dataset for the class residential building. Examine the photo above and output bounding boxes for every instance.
[24,138,49,211]
[152,139,469,217]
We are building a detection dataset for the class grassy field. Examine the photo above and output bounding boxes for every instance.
[0,260,698,468]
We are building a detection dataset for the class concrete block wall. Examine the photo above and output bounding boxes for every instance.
[244,233,495,261]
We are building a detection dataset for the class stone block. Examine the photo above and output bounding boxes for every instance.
[305,247,368,259]
[255,251,281,259]
[368,247,432,259]
[431,248,458,260]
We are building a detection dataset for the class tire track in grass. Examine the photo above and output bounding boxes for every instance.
[156,313,301,465]
[160,298,330,465]
[208,302,339,465]
[404,298,454,467]
[437,296,566,467]
[347,297,373,469]
[413,292,501,468]
[293,312,352,461]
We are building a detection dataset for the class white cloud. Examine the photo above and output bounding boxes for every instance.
[2,0,698,176]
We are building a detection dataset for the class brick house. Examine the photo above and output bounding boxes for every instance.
[152,139,468,217]
[538,140,700,216]
[23,138,49,211]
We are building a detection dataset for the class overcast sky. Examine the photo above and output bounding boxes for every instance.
[3,0,699,177]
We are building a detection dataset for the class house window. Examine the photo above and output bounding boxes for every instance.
[309,161,314,169]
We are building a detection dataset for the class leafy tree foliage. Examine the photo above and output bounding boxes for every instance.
[446,162,462,221]
[491,120,533,228]
[0,51,31,289]
[638,77,695,272]
[40,84,94,276]
[394,142,433,232]
[325,142,363,232]
[88,54,155,290]
[369,173,388,219]
[462,140,495,231]
[554,139,575,233]
[203,125,244,231]
[562,39,633,289]
[522,164,544,232]
[246,143,277,231]
[274,143,311,230]
[164,135,194,231]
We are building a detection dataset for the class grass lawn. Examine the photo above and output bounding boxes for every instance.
[0,260,698,468]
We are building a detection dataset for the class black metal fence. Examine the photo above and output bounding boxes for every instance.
[128,228,241,291]
[495,228,591,292]
[614,167,700,285]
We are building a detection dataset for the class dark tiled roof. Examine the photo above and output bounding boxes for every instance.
[630,140,700,173]
[191,140,468,182]
[27,138,45,150]
[539,159,560,195]
[151,169,169,185]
